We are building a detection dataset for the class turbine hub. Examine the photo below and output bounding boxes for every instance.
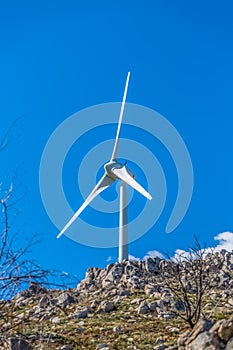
[104,160,136,179]
[104,160,121,178]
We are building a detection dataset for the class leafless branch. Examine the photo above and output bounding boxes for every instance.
[159,236,224,328]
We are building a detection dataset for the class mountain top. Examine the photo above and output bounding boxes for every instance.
[1,250,233,349]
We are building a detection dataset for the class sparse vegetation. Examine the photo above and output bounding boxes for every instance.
[0,264,232,349]
[159,236,224,328]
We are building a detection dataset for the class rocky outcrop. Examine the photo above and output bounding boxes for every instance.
[77,258,162,293]
[77,250,233,297]
[175,316,233,349]
[1,250,233,349]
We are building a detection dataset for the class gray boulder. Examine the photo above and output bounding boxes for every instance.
[226,337,233,350]
[137,301,150,315]
[186,332,221,350]
[172,299,185,312]
[39,295,50,308]
[218,315,233,342]
[97,301,114,314]
[158,298,170,312]
[1,337,32,350]
[186,317,215,345]
[148,301,158,312]
[144,257,160,274]
[72,307,90,319]
[56,292,75,307]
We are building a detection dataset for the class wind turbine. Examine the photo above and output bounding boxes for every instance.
[57,72,152,262]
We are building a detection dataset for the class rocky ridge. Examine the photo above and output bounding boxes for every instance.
[0,250,233,349]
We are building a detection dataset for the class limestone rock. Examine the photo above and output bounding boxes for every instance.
[39,295,50,308]
[158,298,170,312]
[97,301,114,314]
[137,301,150,315]
[113,326,121,334]
[227,298,233,306]
[118,289,131,297]
[148,301,158,312]
[144,284,160,296]
[96,343,110,350]
[72,307,90,319]
[218,315,233,342]
[90,299,100,309]
[185,332,221,350]
[56,292,75,307]
[2,337,32,350]
[172,299,185,312]
[185,317,215,345]
[144,257,160,274]
[226,337,233,350]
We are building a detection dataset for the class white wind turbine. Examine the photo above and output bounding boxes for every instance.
[57,72,152,262]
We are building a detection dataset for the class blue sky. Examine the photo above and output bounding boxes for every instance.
[1,1,233,281]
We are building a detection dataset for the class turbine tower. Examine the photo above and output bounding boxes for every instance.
[57,72,152,262]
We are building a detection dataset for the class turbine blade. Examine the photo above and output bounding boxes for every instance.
[57,174,115,239]
[112,166,152,200]
[111,72,130,161]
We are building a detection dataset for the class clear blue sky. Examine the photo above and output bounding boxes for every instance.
[1,1,233,281]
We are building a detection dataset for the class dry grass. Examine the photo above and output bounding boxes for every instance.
[0,290,231,349]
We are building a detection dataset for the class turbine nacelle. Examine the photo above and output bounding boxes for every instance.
[104,160,136,180]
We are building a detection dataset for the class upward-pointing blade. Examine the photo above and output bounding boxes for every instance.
[111,72,130,161]
[112,165,152,200]
[57,174,115,239]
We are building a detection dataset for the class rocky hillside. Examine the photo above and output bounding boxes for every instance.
[1,250,233,350]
